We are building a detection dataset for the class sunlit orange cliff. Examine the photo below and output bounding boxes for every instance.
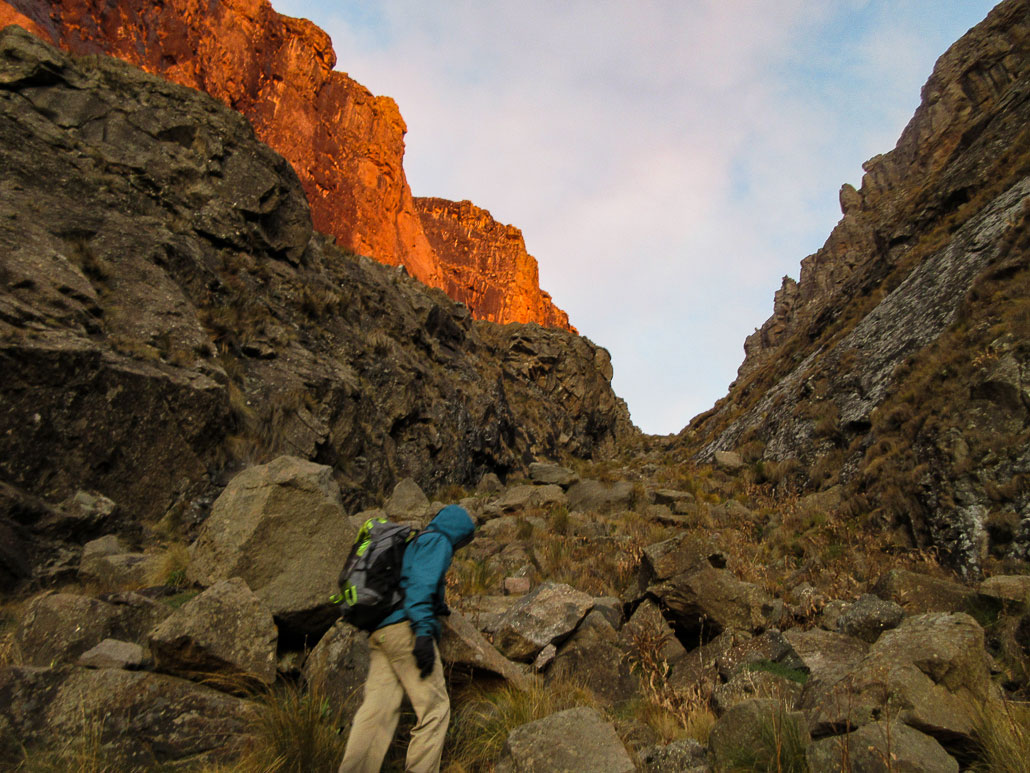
[0,0,574,331]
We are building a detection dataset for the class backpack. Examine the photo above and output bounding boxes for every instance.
[331,516,418,631]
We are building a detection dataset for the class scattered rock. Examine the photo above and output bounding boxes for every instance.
[836,594,905,643]
[713,451,744,471]
[872,569,975,614]
[491,484,567,513]
[383,478,431,522]
[15,591,168,667]
[477,473,505,494]
[528,462,579,488]
[492,582,595,662]
[533,644,557,672]
[498,706,635,773]
[149,578,278,688]
[978,575,1030,610]
[77,638,145,670]
[78,535,160,589]
[439,610,533,691]
[566,479,636,514]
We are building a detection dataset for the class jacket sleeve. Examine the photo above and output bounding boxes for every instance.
[401,534,452,639]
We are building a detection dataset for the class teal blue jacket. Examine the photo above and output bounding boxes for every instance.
[378,505,475,639]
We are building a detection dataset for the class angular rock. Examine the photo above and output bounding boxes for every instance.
[638,531,730,591]
[652,567,778,639]
[712,668,804,715]
[550,610,642,706]
[783,628,869,684]
[528,462,579,488]
[708,698,810,771]
[303,620,370,714]
[620,598,687,666]
[566,479,636,514]
[492,484,567,513]
[836,594,905,643]
[801,613,994,746]
[978,574,1030,609]
[15,591,169,667]
[807,720,959,773]
[150,577,277,689]
[713,451,744,471]
[188,456,355,635]
[715,629,807,681]
[383,477,431,522]
[477,472,504,494]
[0,665,253,768]
[78,535,161,589]
[440,610,533,691]
[872,569,976,614]
[499,706,634,773]
[492,582,595,662]
[77,638,145,670]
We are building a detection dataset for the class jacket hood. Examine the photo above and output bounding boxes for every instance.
[427,505,475,548]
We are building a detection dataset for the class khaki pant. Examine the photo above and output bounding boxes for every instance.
[338,622,449,773]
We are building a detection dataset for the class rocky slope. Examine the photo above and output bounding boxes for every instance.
[683,0,1030,574]
[416,197,576,331]
[0,27,632,588]
[0,0,576,330]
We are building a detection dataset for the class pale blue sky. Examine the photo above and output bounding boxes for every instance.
[270,1,998,434]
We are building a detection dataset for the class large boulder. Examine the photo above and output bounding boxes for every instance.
[15,591,170,667]
[0,665,253,768]
[807,720,959,773]
[801,613,994,748]
[492,582,594,662]
[188,456,355,635]
[149,578,278,689]
[637,532,731,591]
[303,620,370,715]
[651,567,779,640]
[497,706,635,773]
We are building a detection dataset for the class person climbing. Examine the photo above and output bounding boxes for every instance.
[338,504,476,773]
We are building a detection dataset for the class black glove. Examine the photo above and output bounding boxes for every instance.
[413,635,435,678]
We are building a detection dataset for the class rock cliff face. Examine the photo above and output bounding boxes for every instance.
[416,198,575,331]
[0,27,633,572]
[0,0,574,330]
[684,0,1030,573]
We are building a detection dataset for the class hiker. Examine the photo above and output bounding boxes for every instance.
[338,504,476,773]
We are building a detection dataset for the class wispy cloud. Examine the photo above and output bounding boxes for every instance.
[273,0,997,433]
